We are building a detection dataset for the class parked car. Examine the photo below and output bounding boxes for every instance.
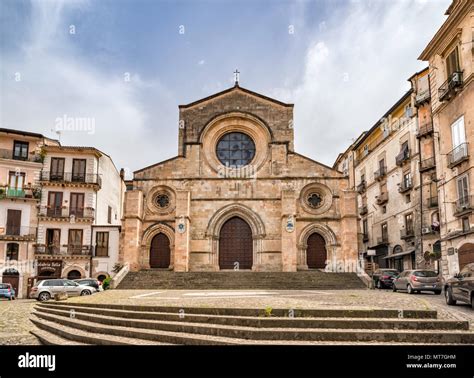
[74,278,101,291]
[0,283,16,300]
[373,269,399,289]
[444,263,474,309]
[29,279,97,301]
[392,270,442,294]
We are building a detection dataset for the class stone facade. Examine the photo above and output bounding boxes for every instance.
[122,84,358,272]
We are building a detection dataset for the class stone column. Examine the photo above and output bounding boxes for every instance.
[174,190,191,272]
[121,190,143,271]
[281,189,297,272]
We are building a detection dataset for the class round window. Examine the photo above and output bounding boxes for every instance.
[155,194,170,208]
[307,193,323,208]
[216,132,256,167]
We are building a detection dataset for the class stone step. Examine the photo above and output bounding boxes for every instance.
[33,306,474,344]
[37,303,467,330]
[118,271,366,290]
[29,328,89,346]
[37,301,437,319]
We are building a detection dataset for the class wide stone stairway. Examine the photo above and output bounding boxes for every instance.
[30,302,474,345]
[117,270,366,290]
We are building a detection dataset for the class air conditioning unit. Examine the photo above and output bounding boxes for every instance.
[422,227,432,235]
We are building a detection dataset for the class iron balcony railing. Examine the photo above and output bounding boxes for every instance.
[376,192,389,205]
[447,143,469,168]
[39,171,102,186]
[0,186,41,200]
[34,244,93,256]
[400,228,415,239]
[356,180,367,194]
[0,148,43,163]
[420,157,436,172]
[374,166,387,181]
[415,90,431,106]
[427,196,439,208]
[398,178,413,193]
[38,206,95,219]
[416,121,433,138]
[454,196,474,216]
[438,71,463,102]
[395,149,410,166]
[359,205,368,215]
[0,226,36,239]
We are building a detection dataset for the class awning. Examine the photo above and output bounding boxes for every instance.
[383,249,415,259]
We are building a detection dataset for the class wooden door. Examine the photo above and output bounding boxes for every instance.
[6,209,21,235]
[149,233,170,268]
[47,192,63,217]
[70,193,84,217]
[50,158,65,180]
[2,271,19,296]
[72,159,86,182]
[219,217,253,270]
[307,233,327,269]
[458,243,474,271]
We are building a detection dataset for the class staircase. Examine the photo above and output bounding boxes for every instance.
[117,271,366,290]
[30,302,474,345]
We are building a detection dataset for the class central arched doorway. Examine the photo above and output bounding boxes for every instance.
[150,233,171,269]
[219,216,253,269]
[458,243,474,271]
[307,233,327,269]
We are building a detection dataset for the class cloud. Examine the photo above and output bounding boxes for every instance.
[272,0,449,166]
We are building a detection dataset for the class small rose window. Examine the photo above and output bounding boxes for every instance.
[307,193,322,208]
[155,194,170,208]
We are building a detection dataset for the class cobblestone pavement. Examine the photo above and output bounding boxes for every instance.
[1,289,472,345]
[0,299,40,345]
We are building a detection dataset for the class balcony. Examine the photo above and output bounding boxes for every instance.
[39,171,102,187]
[416,121,433,138]
[359,205,368,216]
[427,196,439,208]
[0,186,41,200]
[395,149,410,167]
[374,166,387,181]
[419,157,436,172]
[400,228,415,240]
[38,206,95,221]
[356,181,367,194]
[415,90,431,107]
[453,196,474,217]
[0,148,43,163]
[438,71,463,102]
[398,178,413,193]
[376,192,389,205]
[0,226,36,241]
[376,235,389,246]
[447,143,469,168]
[34,244,93,256]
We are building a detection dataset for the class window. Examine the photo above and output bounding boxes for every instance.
[403,172,412,187]
[50,158,65,180]
[446,46,460,77]
[405,194,411,203]
[381,223,388,241]
[457,175,469,204]
[360,173,365,183]
[379,159,385,172]
[451,116,465,149]
[362,219,368,239]
[70,193,85,217]
[382,205,387,214]
[107,206,112,224]
[306,193,323,208]
[216,132,256,167]
[6,243,19,260]
[68,229,83,254]
[96,232,109,257]
[8,171,25,191]
[6,209,21,235]
[13,141,28,160]
[46,229,61,254]
[405,213,414,234]
[72,159,86,182]
[47,192,63,217]
[462,217,470,233]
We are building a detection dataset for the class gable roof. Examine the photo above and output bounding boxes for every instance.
[178,83,294,109]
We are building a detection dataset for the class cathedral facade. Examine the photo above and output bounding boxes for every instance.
[121,84,358,272]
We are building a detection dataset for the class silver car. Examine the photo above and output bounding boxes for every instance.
[30,279,97,301]
[392,270,442,294]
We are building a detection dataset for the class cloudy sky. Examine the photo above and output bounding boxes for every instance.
[0,0,450,177]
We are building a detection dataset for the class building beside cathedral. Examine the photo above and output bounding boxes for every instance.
[121,83,358,272]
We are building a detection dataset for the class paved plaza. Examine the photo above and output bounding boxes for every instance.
[1,288,472,345]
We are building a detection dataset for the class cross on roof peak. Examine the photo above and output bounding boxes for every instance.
[233,69,240,85]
